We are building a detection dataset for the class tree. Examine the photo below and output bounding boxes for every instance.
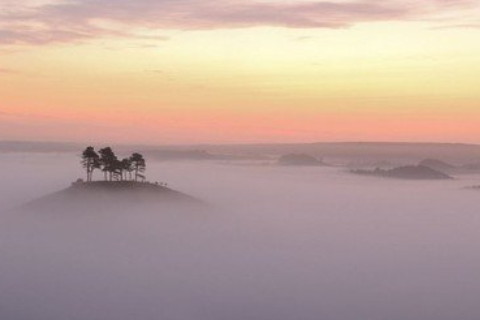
[121,158,133,181]
[80,147,147,183]
[110,158,124,181]
[130,153,146,182]
[81,146,100,182]
[98,147,117,181]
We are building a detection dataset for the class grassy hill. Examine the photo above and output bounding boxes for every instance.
[20,181,205,213]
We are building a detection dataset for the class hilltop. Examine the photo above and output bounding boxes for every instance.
[418,158,456,173]
[278,154,325,166]
[21,181,205,213]
[16,145,207,214]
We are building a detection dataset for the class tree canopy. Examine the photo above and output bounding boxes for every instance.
[80,147,147,182]
[81,146,100,182]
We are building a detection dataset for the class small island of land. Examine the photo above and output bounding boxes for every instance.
[352,165,453,180]
[418,158,456,173]
[20,146,204,213]
[278,153,325,166]
[22,180,203,213]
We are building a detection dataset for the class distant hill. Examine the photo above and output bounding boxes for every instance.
[20,181,205,213]
[417,158,480,175]
[0,141,80,153]
[460,162,480,171]
[418,159,456,172]
[352,165,453,180]
[142,149,242,161]
[5,141,480,167]
[203,142,480,164]
[278,154,325,166]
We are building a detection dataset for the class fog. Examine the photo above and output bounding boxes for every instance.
[1,152,480,320]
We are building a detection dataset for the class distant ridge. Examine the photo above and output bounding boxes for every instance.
[418,158,456,172]
[0,141,81,153]
[352,165,453,180]
[3,141,480,165]
[278,154,325,166]
[202,142,480,164]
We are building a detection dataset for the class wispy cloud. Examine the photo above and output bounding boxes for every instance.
[432,22,480,30]
[0,0,478,46]
[0,67,19,74]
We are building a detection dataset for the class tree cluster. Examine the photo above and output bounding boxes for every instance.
[81,146,146,182]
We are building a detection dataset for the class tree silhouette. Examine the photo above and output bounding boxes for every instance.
[80,147,147,182]
[110,158,124,181]
[121,158,133,181]
[130,153,146,182]
[81,146,100,182]
[98,147,117,181]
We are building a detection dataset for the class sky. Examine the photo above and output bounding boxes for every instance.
[1,0,480,145]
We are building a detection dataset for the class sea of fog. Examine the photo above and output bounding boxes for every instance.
[1,153,480,320]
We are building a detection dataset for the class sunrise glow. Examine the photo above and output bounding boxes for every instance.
[1,0,480,144]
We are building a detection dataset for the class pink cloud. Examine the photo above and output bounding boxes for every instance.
[0,0,478,45]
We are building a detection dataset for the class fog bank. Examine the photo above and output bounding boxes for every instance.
[1,153,480,320]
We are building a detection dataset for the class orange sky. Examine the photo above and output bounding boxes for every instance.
[1,0,480,144]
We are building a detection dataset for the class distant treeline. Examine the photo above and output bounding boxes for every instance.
[81,147,146,182]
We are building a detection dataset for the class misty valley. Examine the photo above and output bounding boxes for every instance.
[3,0,480,317]
[1,143,480,320]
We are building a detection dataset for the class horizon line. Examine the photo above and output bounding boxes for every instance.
[1,140,480,148]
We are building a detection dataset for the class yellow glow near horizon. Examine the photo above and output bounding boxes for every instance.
[2,17,480,143]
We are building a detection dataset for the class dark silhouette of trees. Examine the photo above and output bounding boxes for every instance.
[110,158,123,181]
[80,147,147,182]
[81,146,100,182]
[99,147,117,181]
[121,158,133,181]
[130,153,146,182]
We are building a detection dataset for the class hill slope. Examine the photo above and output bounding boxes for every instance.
[21,181,205,213]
